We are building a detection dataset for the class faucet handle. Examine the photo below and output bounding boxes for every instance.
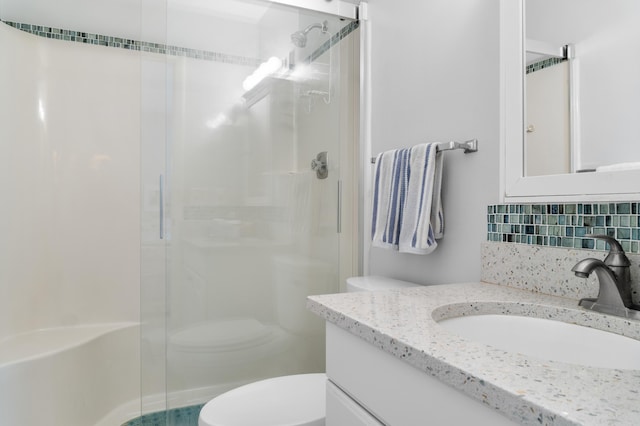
[585,234,631,267]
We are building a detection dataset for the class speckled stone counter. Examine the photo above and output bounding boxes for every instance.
[308,282,640,425]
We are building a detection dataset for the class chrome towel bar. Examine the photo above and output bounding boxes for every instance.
[370,139,478,164]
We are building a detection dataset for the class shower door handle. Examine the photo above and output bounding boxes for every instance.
[159,174,164,240]
[337,180,342,234]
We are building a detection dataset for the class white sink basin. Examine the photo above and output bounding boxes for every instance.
[438,314,640,369]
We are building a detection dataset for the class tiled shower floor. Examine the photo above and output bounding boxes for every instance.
[122,404,205,426]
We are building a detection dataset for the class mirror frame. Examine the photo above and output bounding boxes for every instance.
[500,0,640,202]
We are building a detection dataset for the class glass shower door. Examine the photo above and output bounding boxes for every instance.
[141,0,360,420]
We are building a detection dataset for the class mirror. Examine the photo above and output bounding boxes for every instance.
[501,0,640,201]
[525,0,640,176]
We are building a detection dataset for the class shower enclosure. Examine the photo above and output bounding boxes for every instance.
[141,1,360,418]
[0,0,359,424]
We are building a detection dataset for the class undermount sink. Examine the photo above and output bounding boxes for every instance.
[438,314,640,369]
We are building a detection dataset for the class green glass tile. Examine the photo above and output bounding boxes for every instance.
[599,203,609,214]
[548,215,558,225]
[617,203,631,214]
[613,216,620,227]
[575,227,587,237]
[618,228,631,239]
[621,216,631,227]
[582,238,595,249]
[622,240,632,252]
[565,204,577,214]
[562,237,574,248]
[633,241,639,253]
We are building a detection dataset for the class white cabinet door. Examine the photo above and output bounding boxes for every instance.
[326,380,384,426]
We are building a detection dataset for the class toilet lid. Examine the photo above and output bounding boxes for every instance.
[199,373,326,426]
[170,318,275,352]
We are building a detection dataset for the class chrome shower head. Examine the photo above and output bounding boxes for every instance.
[291,31,308,48]
[290,20,328,48]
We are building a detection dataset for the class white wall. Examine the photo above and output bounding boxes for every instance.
[365,0,501,284]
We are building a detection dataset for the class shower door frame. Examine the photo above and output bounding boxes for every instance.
[268,0,360,19]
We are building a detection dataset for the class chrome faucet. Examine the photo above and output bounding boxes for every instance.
[572,234,640,320]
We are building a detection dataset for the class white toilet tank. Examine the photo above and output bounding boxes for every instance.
[346,276,422,292]
[274,255,336,334]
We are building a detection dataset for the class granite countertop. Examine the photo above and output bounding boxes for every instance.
[307,282,640,425]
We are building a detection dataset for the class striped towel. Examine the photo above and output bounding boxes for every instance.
[371,143,444,254]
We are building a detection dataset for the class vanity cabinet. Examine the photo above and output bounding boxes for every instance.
[325,323,518,426]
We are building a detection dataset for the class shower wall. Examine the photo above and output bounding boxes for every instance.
[0,22,140,340]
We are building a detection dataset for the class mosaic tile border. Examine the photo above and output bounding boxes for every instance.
[122,404,204,426]
[307,20,359,63]
[1,20,262,66]
[2,19,359,68]
[487,202,640,254]
[526,57,566,74]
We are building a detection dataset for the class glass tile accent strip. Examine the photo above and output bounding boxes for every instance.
[526,57,566,74]
[1,19,359,66]
[487,202,640,253]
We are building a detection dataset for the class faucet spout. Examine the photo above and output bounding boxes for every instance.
[572,258,628,307]
[571,235,640,319]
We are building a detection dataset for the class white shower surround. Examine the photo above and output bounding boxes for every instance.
[0,21,142,424]
[0,323,140,425]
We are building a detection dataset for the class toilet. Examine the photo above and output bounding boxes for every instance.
[198,276,420,426]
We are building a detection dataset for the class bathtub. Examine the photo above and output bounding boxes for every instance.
[0,322,140,426]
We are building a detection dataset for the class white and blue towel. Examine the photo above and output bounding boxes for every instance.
[371,143,444,254]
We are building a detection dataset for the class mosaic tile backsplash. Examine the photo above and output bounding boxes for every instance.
[487,202,640,254]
